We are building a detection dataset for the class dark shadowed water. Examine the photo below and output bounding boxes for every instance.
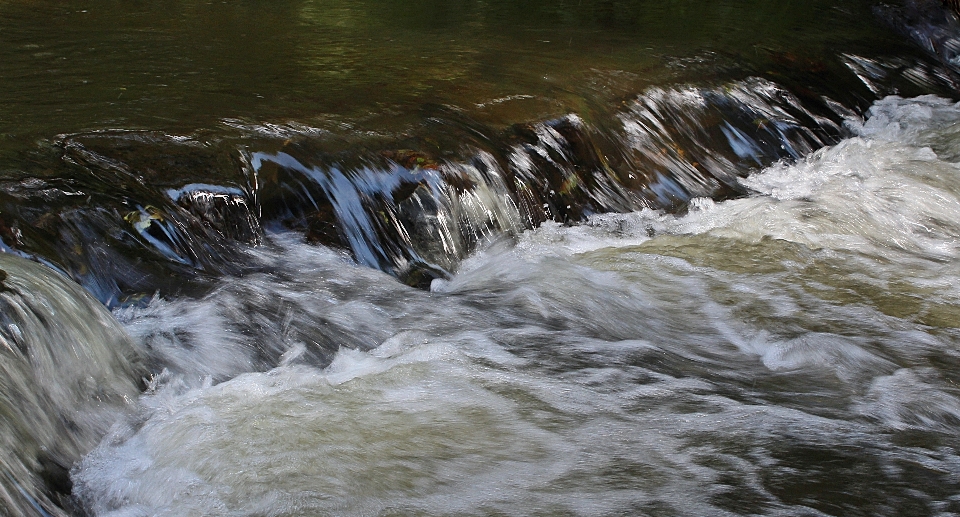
[2,1,960,516]
[0,0,912,137]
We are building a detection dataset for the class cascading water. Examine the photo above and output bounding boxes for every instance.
[3,0,960,516]
[0,254,144,517]
[5,77,846,294]
[63,96,960,516]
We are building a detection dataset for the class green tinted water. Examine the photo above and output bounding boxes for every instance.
[0,0,916,146]
[5,2,960,516]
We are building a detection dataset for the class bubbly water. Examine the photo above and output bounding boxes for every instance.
[0,254,143,517]
[62,96,960,516]
[4,1,960,515]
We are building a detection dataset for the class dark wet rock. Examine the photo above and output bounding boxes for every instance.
[381,149,441,170]
[395,183,460,273]
[949,0,960,17]
[0,133,269,305]
[59,133,262,245]
[304,202,342,247]
[0,213,21,248]
[167,184,261,244]
[58,131,240,188]
[506,117,614,223]
[876,0,960,82]
[251,142,468,283]
[620,78,845,208]
[243,79,848,288]
[252,149,336,236]
[398,261,448,290]
[0,184,232,305]
[0,77,860,297]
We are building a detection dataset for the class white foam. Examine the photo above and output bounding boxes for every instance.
[73,96,960,516]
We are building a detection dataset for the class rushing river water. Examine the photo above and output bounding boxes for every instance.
[3,0,960,516]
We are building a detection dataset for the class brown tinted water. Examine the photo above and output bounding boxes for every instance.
[0,0,928,141]
[3,2,960,516]
[0,0,948,295]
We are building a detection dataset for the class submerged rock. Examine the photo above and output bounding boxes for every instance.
[877,0,960,82]
[0,254,144,517]
[948,0,960,15]
[0,77,851,299]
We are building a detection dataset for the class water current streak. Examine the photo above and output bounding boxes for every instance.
[4,4,960,512]
[0,77,853,295]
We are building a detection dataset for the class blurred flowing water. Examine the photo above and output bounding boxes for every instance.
[2,0,960,516]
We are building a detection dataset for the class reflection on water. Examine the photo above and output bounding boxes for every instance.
[69,97,960,516]
[2,0,960,516]
[0,0,933,142]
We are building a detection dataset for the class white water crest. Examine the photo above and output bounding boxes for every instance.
[73,96,960,516]
[0,254,144,517]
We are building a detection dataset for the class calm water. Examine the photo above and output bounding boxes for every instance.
[0,0,908,138]
[2,1,960,516]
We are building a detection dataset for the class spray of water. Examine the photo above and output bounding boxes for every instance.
[65,95,960,516]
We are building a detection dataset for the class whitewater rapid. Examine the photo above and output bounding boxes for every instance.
[71,96,960,516]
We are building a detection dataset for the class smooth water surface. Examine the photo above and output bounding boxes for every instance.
[2,1,960,516]
[0,0,928,142]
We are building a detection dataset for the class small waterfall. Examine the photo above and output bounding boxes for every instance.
[68,93,960,516]
[619,78,840,201]
[0,78,852,297]
[247,78,844,285]
[4,1,960,515]
[0,254,144,517]
[251,148,525,287]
